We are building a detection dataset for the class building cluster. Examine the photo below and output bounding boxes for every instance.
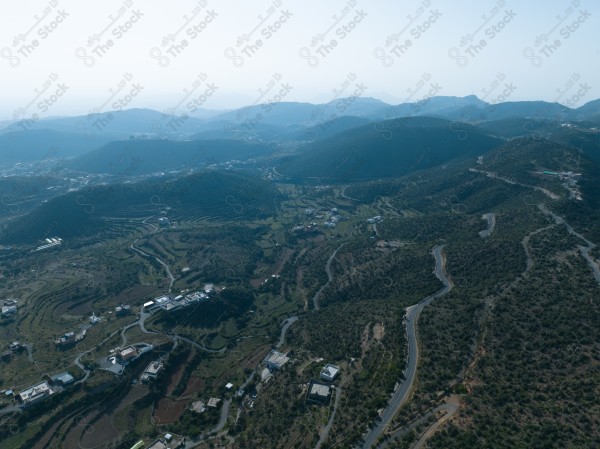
[143,289,211,314]
[306,363,341,404]
[101,343,152,375]
[536,169,583,201]
[2,341,25,362]
[292,207,344,232]
[54,329,86,349]
[14,371,75,407]
[34,237,63,252]
[323,208,342,228]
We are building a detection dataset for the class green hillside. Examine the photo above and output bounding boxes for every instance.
[0,171,280,243]
[278,117,503,181]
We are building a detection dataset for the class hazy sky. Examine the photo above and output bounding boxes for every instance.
[1,0,599,119]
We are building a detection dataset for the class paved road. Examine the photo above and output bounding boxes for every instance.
[411,401,459,449]
[130,239,176,292]
[378,400,459,449]
[312,243,346,311]
[359,245,453,449]
[173,334,228,354]
[276,316,299,349]
[539,204,600,285]
[478,212,496,238]
[315,386,342,449]
[184,398,232,448]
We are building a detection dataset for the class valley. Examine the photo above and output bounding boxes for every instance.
[0,98,600,449]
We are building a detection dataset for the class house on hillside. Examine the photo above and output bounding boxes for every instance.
[17,382,54,407]
[320,364,340,382]
[264,350,289,371]
[306,380,332,404]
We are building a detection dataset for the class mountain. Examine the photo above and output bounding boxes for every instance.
[571,99,600,119]
[211,102,318,127]
[0,171,280,243]
[0,129,116,163]
[475,101,570,122]
[376,95,487,120]
[210,97,390,127]
[278,117,503,181]
[475,118,560,139]
[10,108,207,140]
[66,139,276,175]
[291,116,372,141]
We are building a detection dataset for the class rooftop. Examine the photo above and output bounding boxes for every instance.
[52,372,75,385]
[265,350,290,369]
[320,364,340,380]
[309,382,331,398]
[208,397,221,408]
[18,382,53,404]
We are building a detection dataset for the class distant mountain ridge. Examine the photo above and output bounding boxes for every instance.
[278,117,504,181]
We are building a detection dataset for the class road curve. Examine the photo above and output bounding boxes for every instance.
[359,245,453,449]
[312,243,346,311]
[276,316,299,349]
[130,239,176,293]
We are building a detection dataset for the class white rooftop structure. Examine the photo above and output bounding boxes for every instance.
[18,381,53,406]
[307,381,332,402]
[2,305,17,316]
[265,350,290,371]
[154,295,171,305]
[310,383,330,397]
[320,364,340,382]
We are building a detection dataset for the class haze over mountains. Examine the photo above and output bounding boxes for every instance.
[1,94,600,244]
[1,94,598,167]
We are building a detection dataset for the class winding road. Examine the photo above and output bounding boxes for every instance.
[312,243,346,311]
[479,213,496,238]
[359,245,453,449]
[276,316,299,349]
[539,204,600,284]
[130,238,176,292]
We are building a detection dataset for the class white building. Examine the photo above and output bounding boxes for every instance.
[1,305,17,317]
[18,382,54,406]
[264,350,290,371]
[320,364,340,382]
[141,361,163,383]
[307,380,332,403]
